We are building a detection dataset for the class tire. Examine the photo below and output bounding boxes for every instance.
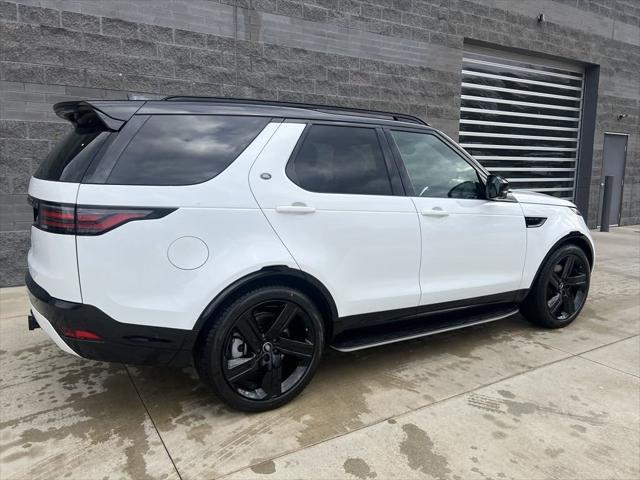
[521,244,590,329]
[195,285,324,412]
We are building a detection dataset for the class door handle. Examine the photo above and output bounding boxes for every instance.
[276,204,316,214]
[421,207,449,217]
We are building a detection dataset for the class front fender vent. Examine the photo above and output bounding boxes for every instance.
[525,216,547,228]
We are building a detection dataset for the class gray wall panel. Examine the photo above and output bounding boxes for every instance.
[1,0,639,286]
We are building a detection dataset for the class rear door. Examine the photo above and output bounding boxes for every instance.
[249,122,421,318]
[386,128,526,306]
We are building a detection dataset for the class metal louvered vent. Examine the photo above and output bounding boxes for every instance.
[459,51,584,199]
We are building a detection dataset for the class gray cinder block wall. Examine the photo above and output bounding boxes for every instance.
[1,0,639,287]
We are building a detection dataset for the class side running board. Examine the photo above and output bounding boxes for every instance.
[331,305,519,353]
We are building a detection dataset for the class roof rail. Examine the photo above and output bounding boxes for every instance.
[162,96,428,126]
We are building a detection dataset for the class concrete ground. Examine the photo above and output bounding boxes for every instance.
[1,227,639,480]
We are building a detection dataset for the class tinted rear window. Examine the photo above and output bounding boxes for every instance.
[106,115,269,186]
[35,131,111,182]
[286,125,392,196]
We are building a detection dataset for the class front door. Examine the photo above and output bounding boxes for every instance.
[602,133,628,226]
[249,122,422,318]
[386,129,527,306]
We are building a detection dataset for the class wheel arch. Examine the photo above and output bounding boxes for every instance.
[189,266,338,354]
[530,231,594,288]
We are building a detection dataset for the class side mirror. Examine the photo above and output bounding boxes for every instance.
[486,174,510,200]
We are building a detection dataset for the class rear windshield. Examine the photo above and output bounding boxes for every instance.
[106,115,270,186]
[35,130,111,182]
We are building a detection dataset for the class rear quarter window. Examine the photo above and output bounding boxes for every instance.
[106,115,269,186]
[35,130,111,183]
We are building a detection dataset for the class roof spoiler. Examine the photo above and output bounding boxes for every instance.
[53,100,145,132]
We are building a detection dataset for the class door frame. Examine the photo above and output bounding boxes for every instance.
[600,132,629,226]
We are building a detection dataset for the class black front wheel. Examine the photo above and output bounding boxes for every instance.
[196,286,324,412]
[521,244,591,328]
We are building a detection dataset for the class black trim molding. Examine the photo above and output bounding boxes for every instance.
[333,289,528,337]
[574,65,599,224]
[26,272,190,366]
[525,216,547,228]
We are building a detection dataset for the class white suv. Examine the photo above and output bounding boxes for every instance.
[26,97,594,411]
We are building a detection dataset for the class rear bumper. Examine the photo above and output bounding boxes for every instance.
[26,272,194,366]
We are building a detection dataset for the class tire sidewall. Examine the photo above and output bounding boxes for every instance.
[206,286,324,412]
[531,244,591,328]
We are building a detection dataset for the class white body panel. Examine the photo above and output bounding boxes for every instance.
[249,123,422,317]
[75,122,296,330]
[27,178,82,302]
[511,190,576,208]
[411,196,527,305]
[28,176,79,204]
[516,199,594,290]
[76,208,295,329]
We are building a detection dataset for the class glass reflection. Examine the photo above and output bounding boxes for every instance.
[392,131,481,199]
[108,115,268,185]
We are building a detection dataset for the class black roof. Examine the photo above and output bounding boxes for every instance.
[54,97,432,131]
[161,96,429,126]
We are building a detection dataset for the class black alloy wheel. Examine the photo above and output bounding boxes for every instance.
[546,253,589,321]
[196,286,324,412]
[223,299,316,401]
[521,244,591,329]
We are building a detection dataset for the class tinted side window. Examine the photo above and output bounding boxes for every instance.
[391,131,482,199]
[35,131,111,182]
[287,125,392,196]
[107,115,269,186]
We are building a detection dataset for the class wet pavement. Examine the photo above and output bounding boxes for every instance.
[1,226,638,479]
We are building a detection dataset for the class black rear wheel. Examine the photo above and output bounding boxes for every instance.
[196,286,324,412]
[522,244,590,328]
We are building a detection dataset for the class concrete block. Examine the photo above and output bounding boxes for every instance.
[17,4,60,27]
[61,11,100,33]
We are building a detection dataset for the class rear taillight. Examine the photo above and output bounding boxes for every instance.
[38,202,76,235]
[75,207,171,235]
[29,197,174,236]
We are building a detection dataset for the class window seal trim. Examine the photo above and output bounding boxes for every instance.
[284,123,312,188]
[376,128,406,196]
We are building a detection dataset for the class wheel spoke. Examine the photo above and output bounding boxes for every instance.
[549,273,561,290]
[561,256,575,280]
[265,303,299,340]
[262,362,282,398]
[276,337,314,358]
[225,356,259,383]
[565,273,587,286]
[548,294,562,315]
[562,292,575,314]
[235,313,263,353]
[226,297,317,401]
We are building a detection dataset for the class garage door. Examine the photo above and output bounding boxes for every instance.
[459,49,584,199]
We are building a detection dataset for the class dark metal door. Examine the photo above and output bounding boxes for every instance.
[602,133,628,225]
